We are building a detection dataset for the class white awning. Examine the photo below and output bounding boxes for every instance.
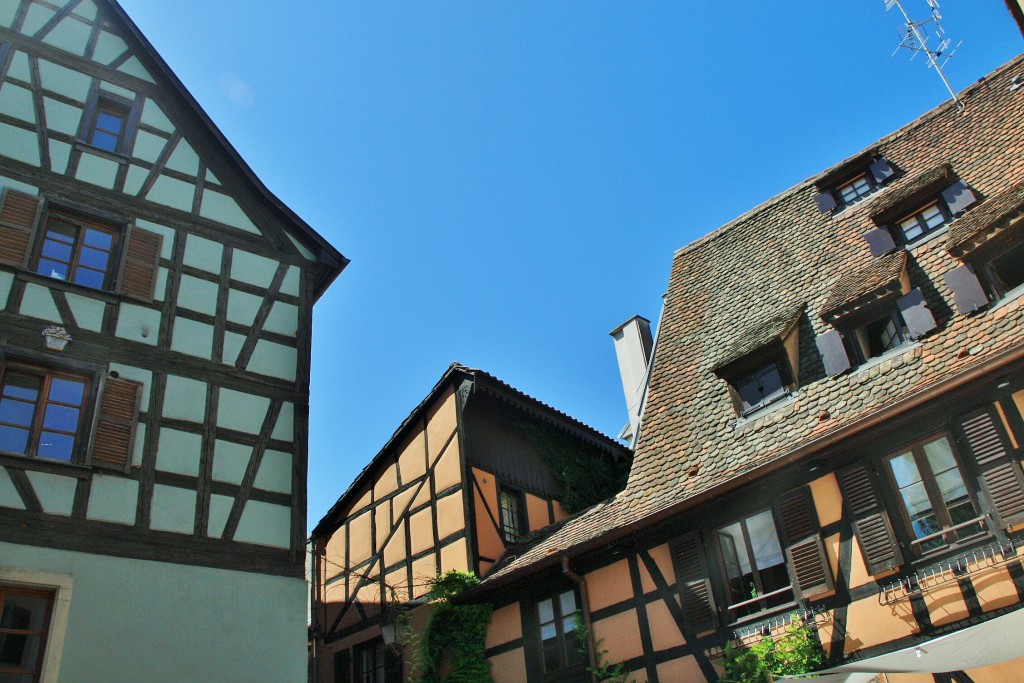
[779,607,1024,682]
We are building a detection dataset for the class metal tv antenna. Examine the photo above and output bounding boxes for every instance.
[884,0,964,111]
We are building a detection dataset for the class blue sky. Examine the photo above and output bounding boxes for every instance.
[115,1,1022,531]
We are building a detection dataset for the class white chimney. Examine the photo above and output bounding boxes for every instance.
[610,315,653,447]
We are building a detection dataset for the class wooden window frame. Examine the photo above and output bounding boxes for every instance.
[0,584,55,682]
[712,508,797,624]
[32,211,122,292]
[882,432,987,558]
[729,356,794,417]
[0,361,91,464]
[896,200,952,243]
[498,485,527,544]
[77,88,140,158]
[524,587,588,683]
[836,172,876,205]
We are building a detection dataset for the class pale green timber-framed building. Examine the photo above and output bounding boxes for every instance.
[0,1,346,680]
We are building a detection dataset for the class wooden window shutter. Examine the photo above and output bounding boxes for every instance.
[816,330,851,378]
[897,288,937,340]
[777,488,833,600]
[333,649,351,683]
[864,227,897,256]
[815,190,837,214]
[837,463,903,575]
[90,376,142,472]
[958,407,1024,529]
[868,157,895,184]
[941,180,978,216]
[117,224,162,302]
[668,530,718,634]
[944,265,989,315]
[0,188,42,268]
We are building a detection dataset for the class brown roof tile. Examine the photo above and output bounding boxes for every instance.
[820,251,907,323]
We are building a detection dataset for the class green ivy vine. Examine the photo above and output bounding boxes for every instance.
[417,571,493,683]
[518,419,631,513]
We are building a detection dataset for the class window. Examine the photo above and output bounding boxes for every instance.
[733,361,789,414]
[499,486,526,544]
[33,213,119,290]
[715,510,792,620]
[0,189,163,302]
[842,306,909,365]
[896,201,950,242]
[78,89,137,156]
[815,155,895,213]
[0,585,54,682]
[884,434,984,555]
[0,363,88,463]
[353,639,401,683]
[531,589,586,682]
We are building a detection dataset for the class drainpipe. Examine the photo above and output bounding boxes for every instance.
[561,555,597,672]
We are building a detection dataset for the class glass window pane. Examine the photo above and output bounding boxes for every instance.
[77,246,110,271]
[537,598,553,625]
[45,220,76,241]
[48,378,85,406]
[900,481,932,518]
[922,204,945,228]
[37,431,75,460]
[540,623,557,641]
[36,258,68,280]
[83,228,113,250]
[717,522,750,577]
[3,375,41,401]
[922,436,956,472]
[0,398,35,426]
[559,590,576,616]
[888,452,921,488]
[90,130,119,152]
[40,239,72,263]
[1,595,48,630]
[747,510,784,571]
[42,404,79,432]
[0,425,30,453]
[96,111,123,134]
[73,267,105,289]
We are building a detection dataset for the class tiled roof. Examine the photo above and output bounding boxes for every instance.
[820,251,907,323]
[946,179,1024,256]
[474,55,1024,592]
[711,305,803,373]
[867,163,954,226]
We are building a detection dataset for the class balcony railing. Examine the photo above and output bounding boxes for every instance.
[878,537,1018,605]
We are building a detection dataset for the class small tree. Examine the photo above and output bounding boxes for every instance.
[720,616,825,683]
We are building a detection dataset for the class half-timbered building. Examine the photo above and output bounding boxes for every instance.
[309,363,631,683]
[0,1,345,681]
[446,55,1024,682]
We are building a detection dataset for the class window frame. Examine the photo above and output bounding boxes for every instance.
[895,199,952,243]
[352,638,401,683]
[77,88,140,158]
[842,306,909,366]
[0,360,92,465]
[836,172,877,206]
[727,355,795,417]
[0,583,55,682]
[498,485,527,544]
[525,587,588,683]
[31,210,123,291]
[881,432,987,558]
[712,508,797,624]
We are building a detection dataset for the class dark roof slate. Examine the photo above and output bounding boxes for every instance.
[820,251,907,323]
[946,179,1024,256]
[475,55,1024,592]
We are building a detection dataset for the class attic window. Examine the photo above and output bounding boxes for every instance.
[815,156,895,213]
[78,87,139,158]
[864,165,978,255]
[713,308,802,417]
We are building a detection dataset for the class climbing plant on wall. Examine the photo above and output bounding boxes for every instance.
[518,419,631,513]
[418,571,493,683]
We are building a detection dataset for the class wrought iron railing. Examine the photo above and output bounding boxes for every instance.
[878,538,1018,605]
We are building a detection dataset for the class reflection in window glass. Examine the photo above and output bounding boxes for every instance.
[0,367,86,462]
[716,510,791,619]
[34,216,116,290]
[537,590,584,676]
[0,585,54,682]
[734,362,786,413]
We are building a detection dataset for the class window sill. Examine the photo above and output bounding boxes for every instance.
[15,269,122,304]
[987,282,1024,314]
[726,598,800,629]
[734,392,799,431]
[74,140,130,164]
[0,451,92,479]
[849,341,921,377]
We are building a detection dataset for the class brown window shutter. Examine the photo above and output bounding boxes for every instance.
[897,288,937,340]
[777,488,833,600]
[668,530,718,634]
[815,190,837,214]
[864,227,897,256]
[90,376,142,472]
[944,264,989,315]
[868,157,896,184]
[941,180,978,216]
[816,330,851,378]
[959,407,1024,529]
[117,225,162,302]
[837,463,903,575]
[0,188,42,268]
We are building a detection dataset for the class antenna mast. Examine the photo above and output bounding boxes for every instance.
[884,0,964,111]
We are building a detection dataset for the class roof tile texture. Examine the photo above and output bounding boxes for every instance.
[481,55,1024,587]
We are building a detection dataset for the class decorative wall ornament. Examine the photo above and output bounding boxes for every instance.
[42,326,72,351]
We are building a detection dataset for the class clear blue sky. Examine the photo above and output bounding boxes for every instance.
[115,0,1021,532]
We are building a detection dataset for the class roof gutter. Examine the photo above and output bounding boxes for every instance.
[461,340,1024,600]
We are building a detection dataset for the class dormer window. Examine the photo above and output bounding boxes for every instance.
[78,87,140,158]
[896,201,948,242]
[864,165,978,255]
[815,154,895,213]
[713,307,802,417]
